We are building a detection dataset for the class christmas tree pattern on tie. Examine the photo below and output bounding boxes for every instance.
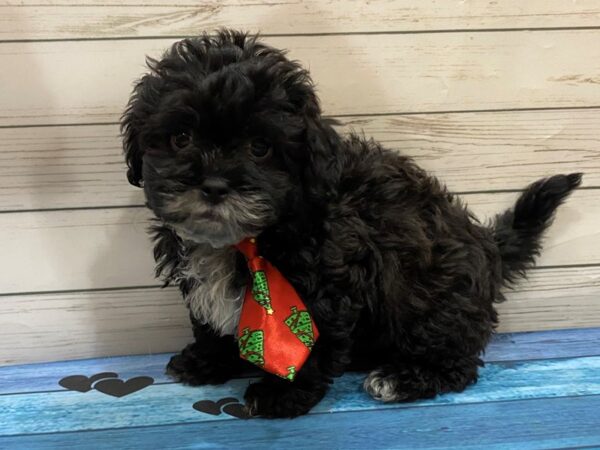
[238,327,265,367]
[251,270,274,315]
[284,366,297,381]
[284,306,316,349]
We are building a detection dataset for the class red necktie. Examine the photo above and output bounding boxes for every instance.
[235,238,319,381]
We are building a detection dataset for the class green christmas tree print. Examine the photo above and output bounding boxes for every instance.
[284,306,316,349]
[238,327,265,367]
[284,366,297,381]
[251,270,274,314]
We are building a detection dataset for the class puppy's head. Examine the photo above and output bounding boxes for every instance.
[122,30,339,248]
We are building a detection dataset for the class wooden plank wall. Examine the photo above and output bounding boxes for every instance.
[1,1,599,365]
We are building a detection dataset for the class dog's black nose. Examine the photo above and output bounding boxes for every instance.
[200,178,230,203]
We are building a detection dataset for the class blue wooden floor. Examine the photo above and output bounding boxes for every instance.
[1,328,600,449]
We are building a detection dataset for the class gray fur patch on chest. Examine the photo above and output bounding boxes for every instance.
[177,244,245,336]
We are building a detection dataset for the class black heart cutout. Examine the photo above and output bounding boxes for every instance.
[216,397,239,408]
[193,400,221,415]
[89,372,119,385]
[94,376,154,398]
[222,402,251,419]
[59,372,118,393]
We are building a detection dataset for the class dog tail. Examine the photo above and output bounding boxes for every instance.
[492,173,582,283]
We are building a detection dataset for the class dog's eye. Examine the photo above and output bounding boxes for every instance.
[249,140,272,160]
[170,132,192,150]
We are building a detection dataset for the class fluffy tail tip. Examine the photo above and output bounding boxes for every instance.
[495,172,582,283]
[513,172,582,229]
[566,172,584,189]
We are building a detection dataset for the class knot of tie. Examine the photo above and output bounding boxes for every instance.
[236,237,265,272]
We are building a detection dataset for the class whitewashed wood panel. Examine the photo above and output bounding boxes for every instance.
[3,109,598,211]
[348,110,600,194]
[3,1,600,40]
[1,265,598,365]
[497,266,600,333]
[0,190,595,295]
[0,207,157,294]
[0,287,191,366]
[465,189,598,269]
[2,31,600,126]
[0,125,137,211]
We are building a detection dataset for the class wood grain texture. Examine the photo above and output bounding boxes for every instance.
[0,353,175,394]
[465,189,599,268]
[1,356,600,436]
[482,328,600,361]
[0,207,155,294]
[497,266,600,332]
[2,395,598,449]
[1,265,599,365]
[346,110,600,193]
[4,396,598,450]
[485,327,600,362]
[0,125,137,211]
[3,1,600,40]
[0,190,595,294]
[0,288,191,366]
[2,108,599,211]
[2,327,600,393]
[3,31,600,126]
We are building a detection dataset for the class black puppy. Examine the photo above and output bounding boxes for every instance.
[122,30,581,418]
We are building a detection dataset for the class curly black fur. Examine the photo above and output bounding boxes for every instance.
[121,30,582,418]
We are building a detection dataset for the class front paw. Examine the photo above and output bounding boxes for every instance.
[166,343,237,386]
[244,378,326,418]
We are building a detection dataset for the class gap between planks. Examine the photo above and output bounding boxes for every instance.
[4,26,600,45]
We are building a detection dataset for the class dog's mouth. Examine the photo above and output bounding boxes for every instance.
[191,208,222,221]
[149,186,273,248]
[157,190,229,223]
[163,201,255,248]
[168,216,239,247]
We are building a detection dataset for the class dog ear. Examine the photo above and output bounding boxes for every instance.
[303,117,343,203]
[121,75,155,187]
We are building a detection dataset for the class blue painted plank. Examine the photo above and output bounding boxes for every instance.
[485,327,600,362]
[2,395,600,450]
[2,327,599,396]
[0,353,172,395]
[1,356,599,436]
